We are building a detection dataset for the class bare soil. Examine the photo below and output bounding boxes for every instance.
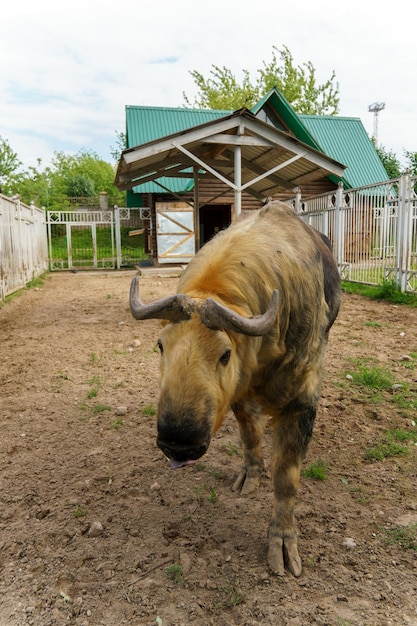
[0,270,416,626]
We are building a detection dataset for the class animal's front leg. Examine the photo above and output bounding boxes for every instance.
[268,402,316,577]
[231,400,265,495]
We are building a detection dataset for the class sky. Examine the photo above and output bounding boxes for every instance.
[1,0,415,172]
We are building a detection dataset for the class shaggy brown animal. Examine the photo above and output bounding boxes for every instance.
[129,201,341,576]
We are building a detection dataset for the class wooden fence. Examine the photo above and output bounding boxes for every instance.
[0,194,48,301]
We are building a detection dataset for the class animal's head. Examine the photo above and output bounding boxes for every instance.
[130,276,278,468]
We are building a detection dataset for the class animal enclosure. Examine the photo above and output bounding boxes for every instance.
[0,271,415,625]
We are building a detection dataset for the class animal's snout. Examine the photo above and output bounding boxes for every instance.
[157,414,211,464]
[157,439,209,463]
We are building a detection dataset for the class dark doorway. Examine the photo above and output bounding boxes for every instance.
[199,204,232,246]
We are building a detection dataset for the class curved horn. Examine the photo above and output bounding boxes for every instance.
[199,289,279,336]
[129,276,195,322]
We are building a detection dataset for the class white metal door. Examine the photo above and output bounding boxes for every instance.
[156,202,195,264]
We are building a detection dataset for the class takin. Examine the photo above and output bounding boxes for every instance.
[129,200,341,576]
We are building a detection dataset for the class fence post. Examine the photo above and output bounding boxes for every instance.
[294,187,302,214]
[114,206,122,269]
[334,182,345,269]
[396,173,411,292]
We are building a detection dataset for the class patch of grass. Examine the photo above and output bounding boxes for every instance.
[142,404,157,416]
[389,427,417,443]
[366,425,417,461]
[209,468,225,480]
[399,353,417,371]
[341,280,417,307]
[0,273,49,309]
[92,403,112,415]
[208,488,217,503]
[346,361,395,391]
[336,618,353,626]
[89,352,99,364]
[363,321,383,328]
[365,440,409,462]
[225,442,243,458]
[165,564,185,585]
[382,524,417,551]
[302,460,328,480]
[215,577,245,608]
[348,484,369,504]
[110,417,124,429]
[391,391,417,416]
[194,484,218,504]
[26,274,47,289]
[57,371,71,380]
[87,375,101,386]
[74,505,88,518]
[87,387,98,399]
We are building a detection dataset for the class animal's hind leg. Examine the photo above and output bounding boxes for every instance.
[268,400,316,577]
[231,400,266,495]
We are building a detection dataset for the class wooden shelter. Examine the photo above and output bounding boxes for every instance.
[115,107,345,264]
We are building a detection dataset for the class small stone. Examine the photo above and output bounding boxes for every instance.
[400,354,412,361]
[180,552,192,574]
[130,339,141,348]
[391,384,403,391]
[150,481,161,491]
[88,521,104,537]
[346,374,353,381]
[115,406,127,416]
[343,537,356,548]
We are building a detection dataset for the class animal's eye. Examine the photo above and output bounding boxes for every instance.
[219,349,231,366]
[157,340,163,355]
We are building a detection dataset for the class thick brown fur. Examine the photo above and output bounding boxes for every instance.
[154,201,341,576]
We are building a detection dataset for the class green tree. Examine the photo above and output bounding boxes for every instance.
[110,130,127,163]
[1,147,125,210]
[375,144,402,179]
[404,150,417,176]
[65,173,95,197]
[0,136,23,194]
[50,149,119,198]
[183,45,340,115]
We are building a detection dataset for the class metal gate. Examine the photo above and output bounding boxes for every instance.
[47,208,150,270]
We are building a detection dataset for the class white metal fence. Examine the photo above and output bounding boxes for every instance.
[46,207,151,270]
[294,174,417,293]
[0,194,48,301]
[1,175,417,300]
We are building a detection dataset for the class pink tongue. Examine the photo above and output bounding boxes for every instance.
[170,459,197,470]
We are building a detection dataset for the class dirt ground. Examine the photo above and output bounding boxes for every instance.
[0,270,416,626]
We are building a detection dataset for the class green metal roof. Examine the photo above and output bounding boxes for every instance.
[126,105,229,194]
[251,87,388,189]
[299,115,388,188]
[125,89,388,196]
